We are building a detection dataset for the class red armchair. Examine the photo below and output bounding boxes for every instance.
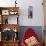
[21,28,41,46]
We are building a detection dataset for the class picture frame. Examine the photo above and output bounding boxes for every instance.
[2,10,9,15]
[28,6,33,18]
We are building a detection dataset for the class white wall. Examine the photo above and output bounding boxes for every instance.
[0,0,44,26]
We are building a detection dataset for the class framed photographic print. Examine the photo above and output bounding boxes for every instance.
[2,10,9,15]
[28,6,33,18]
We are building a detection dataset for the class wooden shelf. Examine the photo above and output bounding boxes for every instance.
[0,7,19,46]
[0,7,19,10]
[0,7,19,24]
[1,14,19,16]
[2,40,19,42]
[0,40,19,46]
[0,24,20,32]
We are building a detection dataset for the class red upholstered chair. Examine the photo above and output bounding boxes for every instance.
[21,28,41,46]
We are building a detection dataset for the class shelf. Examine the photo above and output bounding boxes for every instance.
[0,7,19,46]
[1,14,19,16]
[0,7,19,16]
[1,40,19,46]
[1,15,18,24]
[0,7,19,10]
[0,24,20,32]
[0,7,19,24]
[2,40,19,43]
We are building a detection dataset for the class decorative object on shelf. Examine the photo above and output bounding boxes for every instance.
[28,6,33,18]
[13,32,18,41]
[2,16,8,24]
[13,27,17,32]
[5,18,8,24]
[9,10,18,15]
[13,27,18,41]
[15,0,17,7]
[2,10,9,15]
[1,27,19,41]
[2,28,13,41]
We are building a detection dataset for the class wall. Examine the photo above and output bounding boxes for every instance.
[0,0,44,26]
[19,0,44,26]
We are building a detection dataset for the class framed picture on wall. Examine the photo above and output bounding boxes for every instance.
[28,6,33,18]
